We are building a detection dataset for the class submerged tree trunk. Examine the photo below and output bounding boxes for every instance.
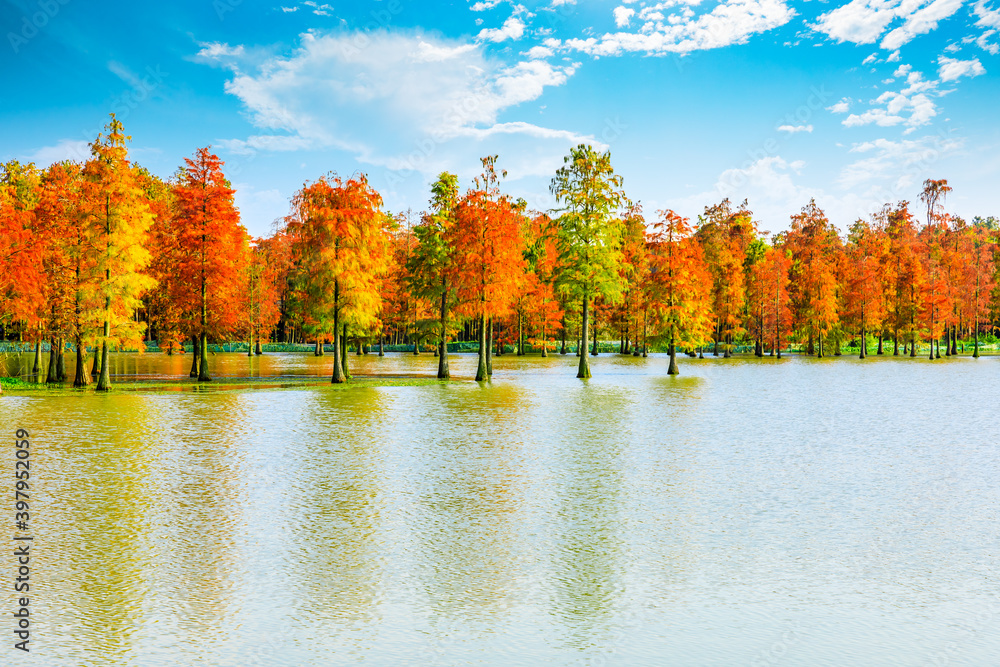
[332,283,346,384]
[578,296,591,379]
[476,312,488,381]
[378,335,385,357]
[92,344,101,377]
[591,321,599,356]
[198,331,211,381]
[438,286,450,379]
[517,311,524,356]
[45,338,58,383]
[255,341,263,355]
[860,325,866,359]
[33,340,41,375]
[73,335,89,387]
[342,323,351,380]
[189,335,200,378]
[314,338,323,356]
[951,326,958,355]
[55,338,66,381]
[877,332,884,355]
[667,335,679,375]
[560,317,567,355]
[487,318,493,376]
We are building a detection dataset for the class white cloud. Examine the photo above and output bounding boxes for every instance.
[280,6,298,12]
[813,0,901,44]
[525,45,555,58]
[886,49,901,61]
[828,98,851,113]
[880,0,964,50]
[478,16,526,42]
[839,135,963,190]
[974,0,1000,27]
[813,0,963,50]
[777,124,813,133]
[976,29,1000,53]
[207,31,586,182]
[843,89,937,132]
[565,0,796,56]
[196,42,246,59]
[23,139,91,165]
[471,0,502,10]
[614,6,636,27]
[937,55,987,80]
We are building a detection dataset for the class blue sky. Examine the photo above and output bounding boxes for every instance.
[2,0,998,237]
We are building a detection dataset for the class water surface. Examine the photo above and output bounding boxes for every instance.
[2,352,999,666]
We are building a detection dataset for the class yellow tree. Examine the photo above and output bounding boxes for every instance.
[81,115,155,391]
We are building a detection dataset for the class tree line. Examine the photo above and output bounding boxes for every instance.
[1,116,998,389]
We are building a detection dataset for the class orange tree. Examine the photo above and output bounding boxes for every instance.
[647,209,713,374]
[284,173,390,383]
[447,156,527,381]
[844,217,888,358]
[172,147,249,381]
[785,199,842,357]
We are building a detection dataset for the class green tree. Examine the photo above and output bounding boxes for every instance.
[407,172,459,379]
[549,144,626,379]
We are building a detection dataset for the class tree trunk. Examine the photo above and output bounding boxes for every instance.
[315,338,323,356]
[951,326,958,355]
[198,331,211,381]
[487,318,493,376]
[189,335,200,377]
[591,321,599,356]
[517,311,524,356]
[55,338,66,381]
[342,323,351,380]
[32,341,41,375]
[73,335,89,387]
[578,296,591,378]
[643,310,648,358]
[332,283,346,383]
[92,343,101,377]
[379,335,385,357]
[877,332,884,355]
[96,309,112,391]
[255,341,263,355]
[476,312,488,381]
[438,286,450,379]
[859,325,866,359]
[667,334,679,375]
[45,338,58,383]
[560,317,567,355]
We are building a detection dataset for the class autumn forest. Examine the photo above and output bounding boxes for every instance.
[1,115,998,390]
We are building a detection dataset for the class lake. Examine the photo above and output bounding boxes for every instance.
[2,351,999,666]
